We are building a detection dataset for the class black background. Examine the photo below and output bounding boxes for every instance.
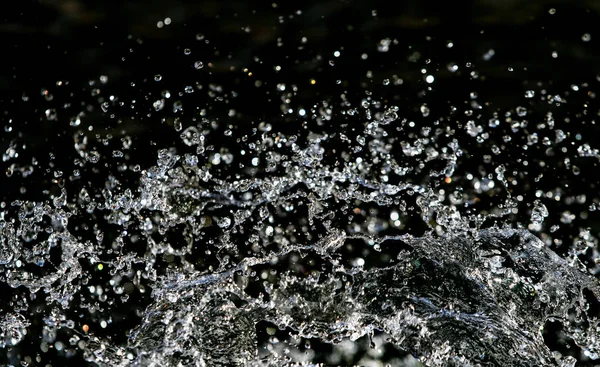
[2,0,600,366]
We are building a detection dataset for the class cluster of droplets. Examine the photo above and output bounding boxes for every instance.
[89,229,600,366]
[3,22,600,367]
[4,86,599,365]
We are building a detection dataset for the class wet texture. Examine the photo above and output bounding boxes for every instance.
[3,1,600,366]
[110,228,600,366]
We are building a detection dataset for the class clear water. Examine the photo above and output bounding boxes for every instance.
[2,11,600,367]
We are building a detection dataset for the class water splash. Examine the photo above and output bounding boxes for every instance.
[101,228,595,366]
[2,12,600,367]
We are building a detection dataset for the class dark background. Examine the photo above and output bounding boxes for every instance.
[2,0,600,366]
[2,0,600,220]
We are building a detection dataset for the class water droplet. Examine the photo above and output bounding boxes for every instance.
[483,49,495,61]
[153,99,165,111]
[216,216,231,228]
[377,38,391,52]
[174,118,182,131]
[45,108,57,121]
